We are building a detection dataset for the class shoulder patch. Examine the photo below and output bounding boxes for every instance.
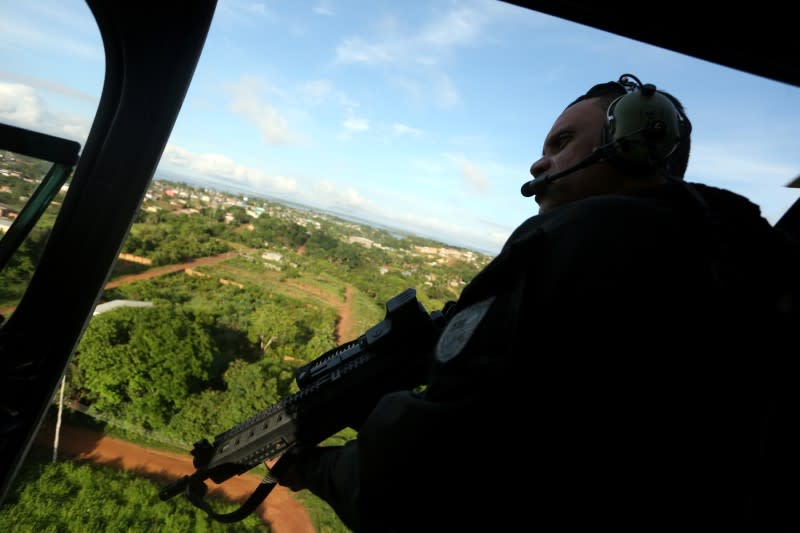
[435,296,495,364]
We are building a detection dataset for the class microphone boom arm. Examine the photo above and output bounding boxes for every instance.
[521,143,617,198]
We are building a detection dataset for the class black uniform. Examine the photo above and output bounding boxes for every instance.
[280,181,798,532]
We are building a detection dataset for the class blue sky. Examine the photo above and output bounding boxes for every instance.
[2,0,799,255]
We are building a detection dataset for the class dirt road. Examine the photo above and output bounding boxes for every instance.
[104,251,239,289]
[0,252,239,316]
[109,251,357,343]
[2,253,357,344]
[36,422,315,533]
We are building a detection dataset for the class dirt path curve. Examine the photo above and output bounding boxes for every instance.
[287,282,356,343]
[37,422,315,533]
[4,252,359,346]
[104,251,239,289]
[0,252,239,316]
[336,285,356,343]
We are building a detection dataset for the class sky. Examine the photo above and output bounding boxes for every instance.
[1,1,799,255]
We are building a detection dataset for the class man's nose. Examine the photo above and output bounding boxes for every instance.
[530,157,550,178]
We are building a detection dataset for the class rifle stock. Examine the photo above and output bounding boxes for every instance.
[158,288,448,520]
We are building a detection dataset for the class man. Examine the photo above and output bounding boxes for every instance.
[270,75,798,532]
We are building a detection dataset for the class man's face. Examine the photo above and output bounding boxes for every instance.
[529,97,622,213]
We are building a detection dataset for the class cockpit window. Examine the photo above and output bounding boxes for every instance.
[0,123,80,321]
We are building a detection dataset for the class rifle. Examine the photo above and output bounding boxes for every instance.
[158,288,449,522]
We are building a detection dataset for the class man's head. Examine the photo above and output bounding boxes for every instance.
[529,76,692,213]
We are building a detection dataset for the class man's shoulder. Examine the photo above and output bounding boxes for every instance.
[508,191,676,247]
[546,193,668,225]
[516,182,764,238]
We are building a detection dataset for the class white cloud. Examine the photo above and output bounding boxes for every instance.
[460,159,489,193]
[343,117,369,132]
[331,2,510,109]
[161,144,297,194]
[444,153,491,193]
[226,77,294,144]
[335,2,498,66]
[312,180,375,211]
[300,80,334,103]
[432,73,460,108]
[336,36,396,64]
[0,16,102,61]
[373,207,509,254]
[335,92,360,110]
[0,71,97,102]
[298,79,359,111]
[419,5,485,49]
[313,0,335,16]
[411,158,445,175]
[0,82,91,143]
[215,0,275,25]
[0,83,42,125]
[392,123,424,137]
[388,73,461,109]
[244,2,267,15]
[305,178,511,253]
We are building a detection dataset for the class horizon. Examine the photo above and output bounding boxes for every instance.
[155,169,501,256]
[2,1,799,255]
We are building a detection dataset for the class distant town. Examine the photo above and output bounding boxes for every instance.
[0,149,493,269]
[144,177,491,266]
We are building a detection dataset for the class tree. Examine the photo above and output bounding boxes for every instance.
[247,301,298,354]
[218,358,297,422]
[76,305,219,429]
[247,299,337,359]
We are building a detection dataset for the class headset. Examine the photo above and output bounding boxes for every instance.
[521,74,689,198]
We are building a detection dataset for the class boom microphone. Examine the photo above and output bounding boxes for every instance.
[520,166,570,198]
[520,144,614,198]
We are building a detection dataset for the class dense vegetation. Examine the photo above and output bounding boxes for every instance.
[2,173,492,531]
[0,458,265,532]
[123,215,232,265]
[73,282,338,444]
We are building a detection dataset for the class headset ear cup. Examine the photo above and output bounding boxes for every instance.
[600,95,624,170]
[605,89,681,173]
[604,96,621,146]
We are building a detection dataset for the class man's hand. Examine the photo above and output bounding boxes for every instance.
[267,446,335,492]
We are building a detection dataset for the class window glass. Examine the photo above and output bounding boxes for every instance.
[1,2,798,531]
[0,2,102,319]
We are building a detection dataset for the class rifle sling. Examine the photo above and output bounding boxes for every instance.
[185,473,276,523]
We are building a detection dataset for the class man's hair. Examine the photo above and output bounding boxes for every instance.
[568,80,692,178]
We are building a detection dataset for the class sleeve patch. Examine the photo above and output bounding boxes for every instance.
[435,296,496,363]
